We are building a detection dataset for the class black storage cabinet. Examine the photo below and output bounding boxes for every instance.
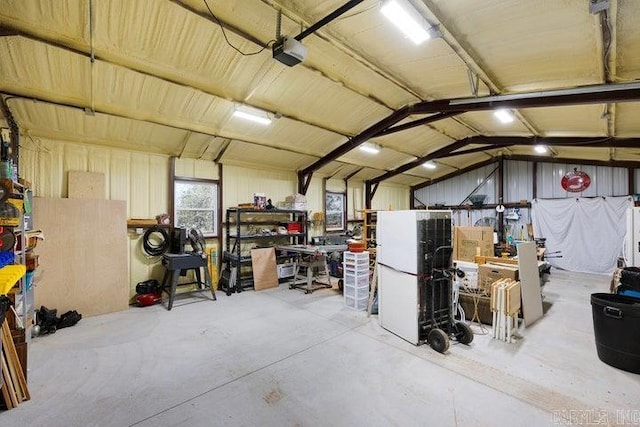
[591,293,640,374]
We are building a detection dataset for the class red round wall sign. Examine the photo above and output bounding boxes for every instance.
[561,168,591,193]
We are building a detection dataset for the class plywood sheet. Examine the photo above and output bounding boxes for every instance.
[68,171,105,199]
[517,242,543,326]
[251,248,278,291]
[33,197,128,317]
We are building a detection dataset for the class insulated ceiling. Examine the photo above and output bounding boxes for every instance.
[1,0,639,187]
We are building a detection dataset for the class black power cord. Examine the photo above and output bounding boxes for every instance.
[142,226,170,256]
[203,0,275,56]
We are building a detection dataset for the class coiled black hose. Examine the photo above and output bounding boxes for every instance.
[142,226,169,256]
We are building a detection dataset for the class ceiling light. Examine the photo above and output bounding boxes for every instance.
[423,161,437,169]
[232,105,272,125]
[534,145,548,154]
[493,109,514,124]
[381,0,432,45]
[359,142,381,154]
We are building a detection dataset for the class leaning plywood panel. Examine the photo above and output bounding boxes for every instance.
[517,242,544,326]
[33,197,128,317]
[250,248,278,291]
[68,171,106,199]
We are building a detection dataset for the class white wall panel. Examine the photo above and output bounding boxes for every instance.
[414,163,498,206]
[537,162,629,198]
[371,183,409,211]
[505,161,533,202]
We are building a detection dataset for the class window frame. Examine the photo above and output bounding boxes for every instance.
[172,176,220,238]
[325,191,346,232]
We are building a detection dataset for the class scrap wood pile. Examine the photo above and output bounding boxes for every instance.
[1,319,30,409]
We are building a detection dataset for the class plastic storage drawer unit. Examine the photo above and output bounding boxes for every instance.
[591,293,640,374]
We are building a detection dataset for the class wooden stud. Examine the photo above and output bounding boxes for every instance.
[1,320,29,401]
[1,352,18,408]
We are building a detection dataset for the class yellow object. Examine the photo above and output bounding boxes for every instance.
[0,265,26,294]
[0,199,21,226]
[205,246,219,290]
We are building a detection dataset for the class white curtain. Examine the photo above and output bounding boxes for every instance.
[531,196,633,275]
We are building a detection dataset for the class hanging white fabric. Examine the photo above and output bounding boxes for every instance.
[531,196,633,275]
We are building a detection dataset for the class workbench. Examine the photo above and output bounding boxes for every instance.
[276,245,347,294]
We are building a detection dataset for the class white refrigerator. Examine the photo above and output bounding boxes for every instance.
[624,207,640,267]
[377,210,452,345]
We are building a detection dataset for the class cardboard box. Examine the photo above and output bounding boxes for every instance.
[478,263,519,293]
[454,226,494,262]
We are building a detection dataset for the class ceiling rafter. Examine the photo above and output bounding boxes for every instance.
[304,81,640,185]
[372,133,640,184]
[2,93,315,158]
[418,0,541,135]
[0,26,361,141]
[2,2,475,176]
[4,93,429,181]
[370,138,472,184]
[256,0,473,141]
[411,157,500,192]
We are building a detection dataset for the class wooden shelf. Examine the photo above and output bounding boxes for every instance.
[126,219,170,228]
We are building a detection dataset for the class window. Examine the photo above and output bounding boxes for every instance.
[325,191,345,232]
[173,178,219,237]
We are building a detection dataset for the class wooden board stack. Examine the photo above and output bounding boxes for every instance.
[1,319,30,409]
[491,279,521,343]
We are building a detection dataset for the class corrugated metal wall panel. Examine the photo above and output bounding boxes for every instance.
[371,183,409,211]
[414,163,498,206]
[87,146,112,197]
[130,153,151,218]
[149,156,169,216]
[537,162,629,198]
[222,165,296,210]
[505,161,533,202]
[109,151,130,204]
[418,160,630,207]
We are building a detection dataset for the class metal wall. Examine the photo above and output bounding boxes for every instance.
[413,159,631,241]
[537,163,628,198]
[414,163,499,207]
[414,160,631,206]
[20,137,413,293]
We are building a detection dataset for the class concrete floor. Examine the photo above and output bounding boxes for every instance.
[1,269,639,426]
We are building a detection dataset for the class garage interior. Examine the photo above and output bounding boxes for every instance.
[1,0,640,425]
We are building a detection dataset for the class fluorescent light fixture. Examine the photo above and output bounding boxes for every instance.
[359,142,381,154]
[232,105,271,125]
[534,144,548,154]
[493,109,515,124]
[423,161,437,169]
[381,0,431,45]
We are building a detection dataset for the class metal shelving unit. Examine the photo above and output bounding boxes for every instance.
[221,208,308,295]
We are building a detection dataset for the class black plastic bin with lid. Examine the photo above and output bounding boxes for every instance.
[591,293,640,374]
